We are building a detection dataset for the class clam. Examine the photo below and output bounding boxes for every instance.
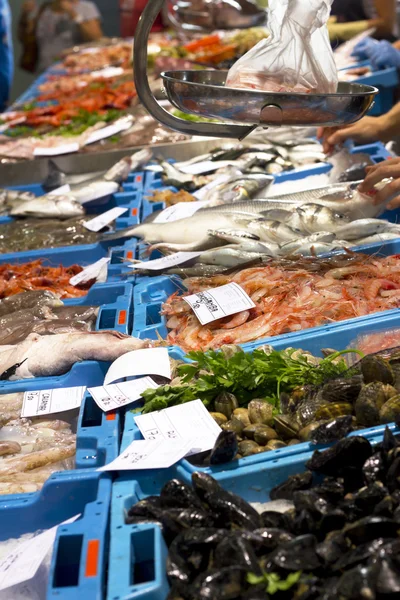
[273,415,300,439]
[361,355,394,385]
[248,399,274,425]
[209,412,228,426]
[265,440,287,451]
[299,421,328,442]
[314,402,353,421]
[287,438,301,446]
[214,392,239,419]
[253,424,279,445]
[238,440,261,457]
[242,424,259,440]
[232,408,251,427]
[355,382,388,427]
[380,395,400,424]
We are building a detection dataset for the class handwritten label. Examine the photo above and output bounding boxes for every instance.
[153,202,203,223]
[98,438,193,471]
[183,282,255,326]
[104,347,171,385]
[135,399,221,455]
[84,207,128,232]
[22,386,86,417]
[88,377,158,412]
[129,251,201,271]
[0,515,80,591]
[33,143,80,157]
[69,257,110,286]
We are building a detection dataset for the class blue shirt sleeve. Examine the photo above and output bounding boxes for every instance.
[0,0,13,112]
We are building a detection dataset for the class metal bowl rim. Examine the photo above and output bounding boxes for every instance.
[160,70,379,98]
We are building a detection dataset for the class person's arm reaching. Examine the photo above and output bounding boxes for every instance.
[369,0,396,38]
[317,102,400,154]
[358,158,400,210]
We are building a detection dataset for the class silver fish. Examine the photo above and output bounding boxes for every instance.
[196,247,272,267]
[262,204,350,234]
[207,230,277,253]
[334,219,400,241]
[9,195,85,219]
[205,174,273,205]
[248,220,303,243]
[279,232,337,255]
[352,232,400,246]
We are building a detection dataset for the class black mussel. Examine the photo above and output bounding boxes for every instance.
[161,479,203,510]
[261,511,289,530]
[332,537,387,571]
[291,509,318,536]
[352,482,388,514]
[316,531,351,566]
[253,527,295,552]
[272,534,321,571]
[239,585,268,600]
[387,456,400,493]
[335,564,375,600]
[166,585,190,600]
[164,508,215,530]
[292,489,332,516]
[126,495,161,520]
[305,436,372,476]
[168,528,226,585]
[312,476,345,503]
[189,566,248,600]
[383,426,400,454]
[318,376,362,404]
[269,471,313,501]
[192,473,262,530]
[309,415,353,444]
[294,575,330,600]
[363,451,386,485]
[361,354,395,385]
[374,556,400,596]
[373,495,396,518]
[209,431,238,465]
[342,465,367,494]
[213,535,261,574]
[319,509,347,537]
[343,516,399,545]
[167,551,194,586]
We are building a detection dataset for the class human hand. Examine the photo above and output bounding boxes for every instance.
[317,116,386,155]
[351,37,378,61]
[358,158,400,209]
[367,40,400,71]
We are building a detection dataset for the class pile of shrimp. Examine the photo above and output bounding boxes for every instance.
[163,253,400,351]
[0,260,92,299]
[348,328,400,356]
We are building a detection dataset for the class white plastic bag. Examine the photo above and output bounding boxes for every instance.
[226,0,338,94]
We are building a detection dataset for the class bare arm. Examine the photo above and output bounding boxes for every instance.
[77,18,102,42]
[368,0,396,38]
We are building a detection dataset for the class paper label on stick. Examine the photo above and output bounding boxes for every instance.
[104,347,171,385]
[84,117,133,145]
[84,207,128,232]
[153,202,203,223]
[21,386,86,417]
[88,377,158,412]
[183,282,255,326]
[33,143,80,157]
[69,257,110,286]
[0,515,80,591]
[98,438,193,471]
[135,399,221,455]
[129,251,201,271]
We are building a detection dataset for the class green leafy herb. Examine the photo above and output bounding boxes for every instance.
[247,570,302,594]
[140,347,361,414]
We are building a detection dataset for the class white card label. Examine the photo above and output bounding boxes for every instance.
[84,117,133,146]
[179,160,232,175]
[153,202,203,223]
[33,143,79,157]
[129,251,201,270]
[84,207,128,232]
[98,438,193,471]
[49,184,71,196]
[91,66,124,79]
[0,515,80,592]
[135,399,221,455]
[183,282,255,326]
[104,347,171,385]
[69,257,110,286]
[88,377,158,412]
[21,386,86,417]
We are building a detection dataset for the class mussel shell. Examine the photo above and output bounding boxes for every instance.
[336,564,375,599]
[355,381,390,427]
[318,375,362,404]
[380,395,400,424]
[160,479,203,510]
[272,533,321,571]
[305,436,373,475]
[309,415,353,445]
[314,402,353,422]
[343,516,399,544]
[190,566,248,600]
[361,354,395,385]
[209,431,238,465]
[363,450,386,485]
[316,531,351,566]
[299,421,328,442]
[270,471,313,501]
[332,537,387,571]
[213,535,261,573]
[261,511,289,529]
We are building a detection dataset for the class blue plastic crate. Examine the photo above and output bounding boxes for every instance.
[108,427,393,600]
[0,470,111,599]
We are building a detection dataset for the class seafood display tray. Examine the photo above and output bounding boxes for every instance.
[108,428,392,600]
[0,470,111,599]
[0,239,137,283]
[0,281,133,393]
[345,64,400,117]
[140,142,392,223]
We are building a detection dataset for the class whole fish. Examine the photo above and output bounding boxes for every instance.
[0,331,153,379]
[262,204,350,234]
[9,195,85,219]
[0,189,36,215]
[204,174,273,205]
[160,161,205,191]
[247,219,303,243]
[352,232,400,245]
[197,246,274,267]
[334,218,400,241]
[278,232,336,255]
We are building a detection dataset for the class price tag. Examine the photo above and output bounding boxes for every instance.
[69,257,110,286]
[49,184,71,196]
[153,202,203,223]
[104,347,171,385]
[98,438,193,471]
[183,282,255,326]
[135,399,221,454]
[33,143,80,157]
[84,117,133,146]
[88,377,158,412]
[129,251,201,271]
[0,515,80,591]
[21,386,86,417]
[179,160,232,175]
[84,207,128,232]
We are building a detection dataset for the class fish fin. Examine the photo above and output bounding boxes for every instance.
[42,160,67,192]
[260,209,291,221]
[99,225,139,242]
